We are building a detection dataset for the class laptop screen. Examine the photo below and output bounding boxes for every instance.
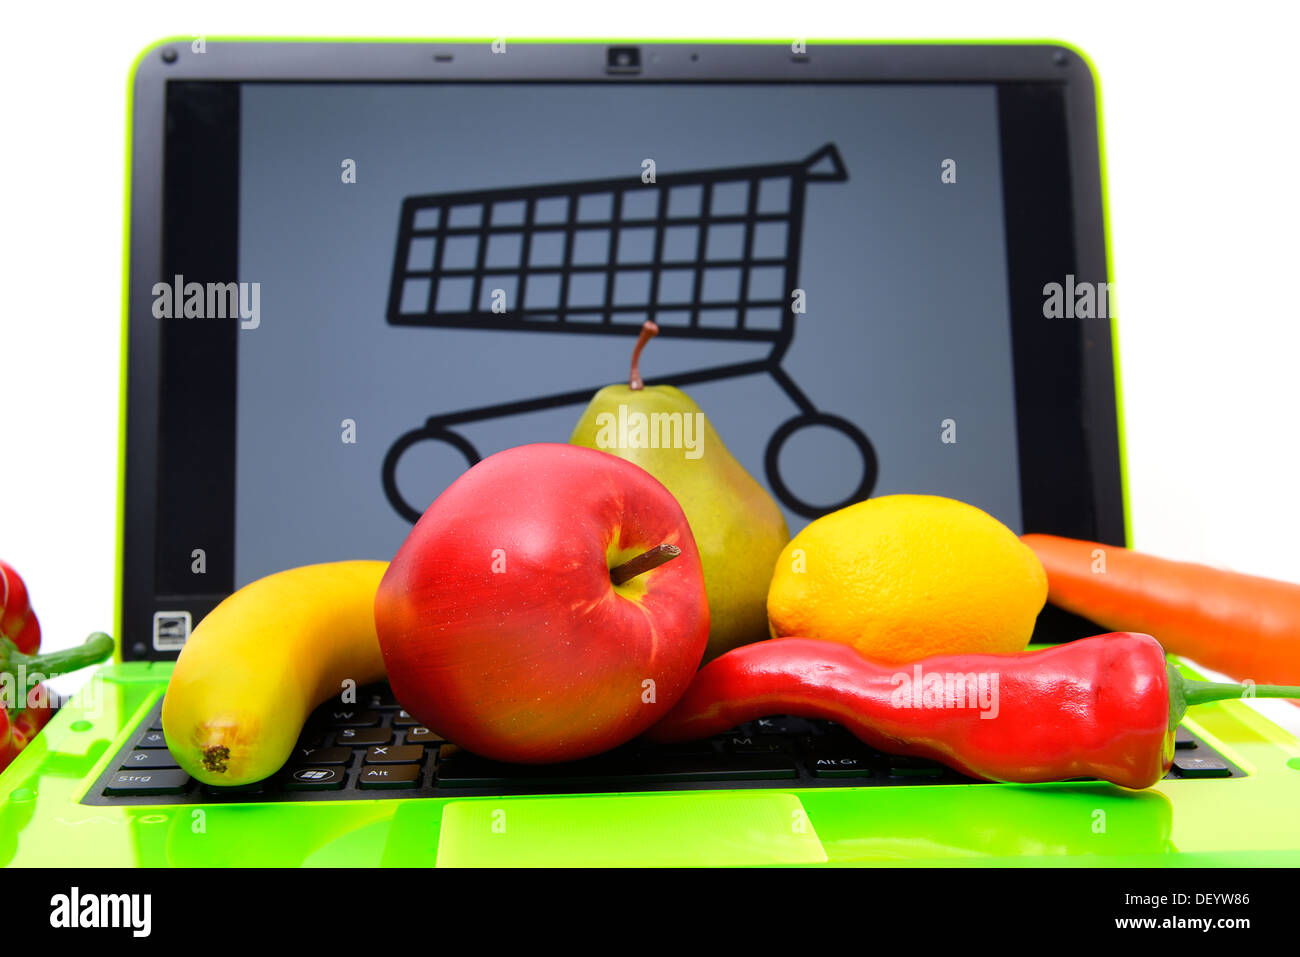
[224,82,1018,585]
[130,63,1120,658]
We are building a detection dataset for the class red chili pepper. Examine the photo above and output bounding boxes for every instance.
[10,684,54,745]
[0,629,114,773]
[0,560,41,655]
[0,561,115,772]
[646,633,1300,790]
[1,560,42,772]
[0,708,18,772]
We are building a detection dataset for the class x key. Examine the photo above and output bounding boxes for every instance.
[364,744,424,765]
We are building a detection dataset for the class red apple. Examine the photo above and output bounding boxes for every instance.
[374,443,710,763]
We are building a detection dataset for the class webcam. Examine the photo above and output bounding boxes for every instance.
[606,46,641,75]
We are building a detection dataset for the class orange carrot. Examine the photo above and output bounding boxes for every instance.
[1022,534,1300,689]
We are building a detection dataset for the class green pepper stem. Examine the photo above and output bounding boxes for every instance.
[1,632,115,682]
[1167,663,1300,728]
[1185,680,1300,706]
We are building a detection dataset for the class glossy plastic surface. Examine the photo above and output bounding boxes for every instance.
[2,657,1299,867]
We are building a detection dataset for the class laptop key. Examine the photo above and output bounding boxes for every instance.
[806,734,872,757]
[433,757,572,788]
[725,736,785,754]
[283,767,346,790]
[335,727,391,747]
[290,746,353,765]
[809,755,874,778]
[786,735,823,754]
[404,726,445,745]
[596,754,799,784]
[435,752,797,789]
[886,755,946,778]
[364,686,400,710]
[204,780,267,796]
[393,710,420,728]
[1174,728,1198,750]
[358,764,422,789]
[636,739,717,757]
[104,770,191,795]
[754,716,817,736]
[1172,755,1232,778]
[135,730,170,749]
[365,744,425,764]
[319,709,381,728]
[120,749,180,770]
[295,731,327,749]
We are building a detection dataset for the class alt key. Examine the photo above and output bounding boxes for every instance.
[358,764,422,789]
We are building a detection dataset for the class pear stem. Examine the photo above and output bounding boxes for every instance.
[610,543,680,586]
[628,320,660,391]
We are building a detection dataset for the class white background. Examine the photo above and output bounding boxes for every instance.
[2,1,1297,734]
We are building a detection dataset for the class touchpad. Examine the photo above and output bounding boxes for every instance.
[436,791,827,867]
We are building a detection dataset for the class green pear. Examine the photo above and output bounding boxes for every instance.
[570,322,790,662]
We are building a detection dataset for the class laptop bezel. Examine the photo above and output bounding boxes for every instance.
[118,39,1122,661]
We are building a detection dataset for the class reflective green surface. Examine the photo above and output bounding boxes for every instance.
[3,658,1299,866]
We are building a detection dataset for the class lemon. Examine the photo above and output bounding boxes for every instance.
[766,495,1047,663]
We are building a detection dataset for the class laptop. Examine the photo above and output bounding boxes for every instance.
[4,38,1298,867]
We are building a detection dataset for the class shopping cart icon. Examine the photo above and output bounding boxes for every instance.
[383,143,878,522]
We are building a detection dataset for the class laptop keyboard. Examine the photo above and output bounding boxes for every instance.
[81,683,1243,806]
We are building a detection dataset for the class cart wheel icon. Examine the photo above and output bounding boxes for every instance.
[382,424,481,523]
[764,413,878,519]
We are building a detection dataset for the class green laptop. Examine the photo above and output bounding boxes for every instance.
[4,38,1299,868]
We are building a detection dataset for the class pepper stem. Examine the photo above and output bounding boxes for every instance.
[1,632,115,711]
[1167,663,1300,728]
[610,544,680,586]
[628,320,659,391]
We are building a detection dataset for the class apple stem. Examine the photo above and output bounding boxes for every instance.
[610,543,681,586]
[628,320,660,391]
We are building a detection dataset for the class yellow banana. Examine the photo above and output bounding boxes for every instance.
[162,560,388,786]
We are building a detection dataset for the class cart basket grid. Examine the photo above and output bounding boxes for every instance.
[386,143,847,341]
